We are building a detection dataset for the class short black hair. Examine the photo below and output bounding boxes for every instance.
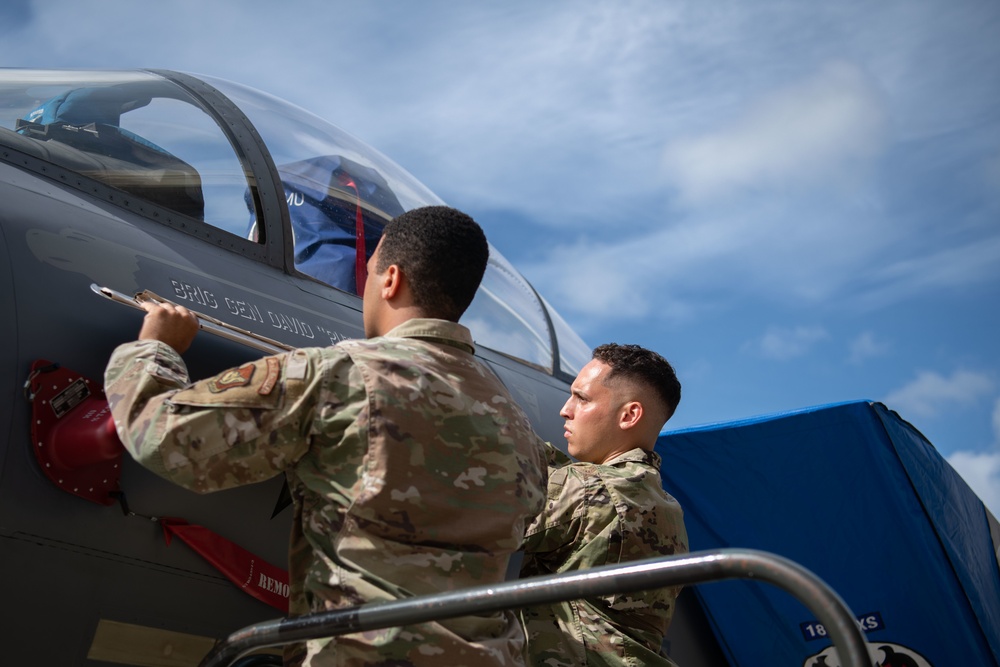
[376,206,488,321]
[592,343,681,420]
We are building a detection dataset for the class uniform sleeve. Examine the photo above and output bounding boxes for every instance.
[520,462,587,565]
[104,340,323,493]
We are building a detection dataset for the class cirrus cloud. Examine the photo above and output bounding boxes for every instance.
[849,331,891,364]
[662,61,888,206]
[883,369,994,419]
[743,325,830,361]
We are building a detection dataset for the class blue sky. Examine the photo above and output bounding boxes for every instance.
[3,1,998,514]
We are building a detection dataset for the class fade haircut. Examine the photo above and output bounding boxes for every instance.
[376,206,489,322]
[592,343,682,421]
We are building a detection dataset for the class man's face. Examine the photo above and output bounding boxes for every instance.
[560,359,625,464]
[362,239,384,338]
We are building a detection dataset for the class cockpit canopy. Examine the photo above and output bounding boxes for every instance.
[0,69,590,376]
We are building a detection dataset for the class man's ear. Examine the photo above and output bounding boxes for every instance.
[382,264,403,300]
[619,400,643,431]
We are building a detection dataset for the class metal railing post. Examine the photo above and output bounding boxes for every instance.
[199,548,872,667]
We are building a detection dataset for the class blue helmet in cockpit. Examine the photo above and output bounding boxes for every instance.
[247,155,402,295]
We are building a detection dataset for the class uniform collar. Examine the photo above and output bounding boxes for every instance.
[383,318,476,354]
[603,447,662,469]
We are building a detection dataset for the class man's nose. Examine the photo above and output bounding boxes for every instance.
[559,400,572,419]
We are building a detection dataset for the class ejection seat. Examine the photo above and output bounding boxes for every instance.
[14,84,205,220]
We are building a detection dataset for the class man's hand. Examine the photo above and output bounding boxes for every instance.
[139,301,200,354]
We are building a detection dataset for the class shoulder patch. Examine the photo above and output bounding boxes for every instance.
[171,358,285,409]
[259,357,281,396]
[209,363,255,393]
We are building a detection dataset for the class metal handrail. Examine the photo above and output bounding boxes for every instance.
[199,548,872,667]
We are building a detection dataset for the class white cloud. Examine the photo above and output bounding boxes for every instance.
[947,448,1000,519]
[661,61,888,205]
[944,400,1000,519]
[520,198,890,327]
[883,370,994,419]
[848,331,890,364]
[860,236,1000,306]
[521,218,741,324]
[744,325,829,361]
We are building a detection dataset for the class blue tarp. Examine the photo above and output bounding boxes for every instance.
[655,400,1000,666]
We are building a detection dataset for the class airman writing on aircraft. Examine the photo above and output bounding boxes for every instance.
[105,206,548,667]
[519,343,688,667]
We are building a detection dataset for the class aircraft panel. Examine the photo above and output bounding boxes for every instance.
[0,212,15,475]
[0,165,299,664]
[0,534,280,660]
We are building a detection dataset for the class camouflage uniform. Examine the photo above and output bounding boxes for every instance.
[105,318,547,667]
[519,445,688,666]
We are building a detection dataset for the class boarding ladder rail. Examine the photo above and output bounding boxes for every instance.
[199,548,872,667]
